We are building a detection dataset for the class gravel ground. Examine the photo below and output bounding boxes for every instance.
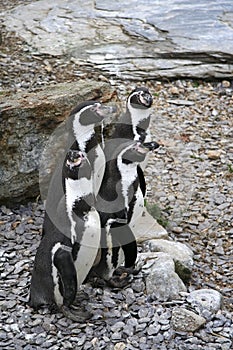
[1,1,233,349]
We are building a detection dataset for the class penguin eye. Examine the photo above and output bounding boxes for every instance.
[139,92,152,107]
[90,103,100,113]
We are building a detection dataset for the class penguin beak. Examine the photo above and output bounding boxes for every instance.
[93,103,117,120]
[140,93,153,107]
[66,150,85,168]
[141,141,160,151]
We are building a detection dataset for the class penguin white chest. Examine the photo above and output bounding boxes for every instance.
[128,105,151,142]
[129,187,144,226]
[65,177,93,242]
[74,208,101,286]
[118,162,137,211]
[93,145,105,196]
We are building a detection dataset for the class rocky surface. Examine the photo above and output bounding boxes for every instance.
[137,252,187,300]
[0,201,232,350]
[0,81,115,204]
[1,0,233,80]
[0,79,232,349]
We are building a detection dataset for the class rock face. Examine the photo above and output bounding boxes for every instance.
[131,210,168,243]
[0,81,115,205]
[2,0,233,79]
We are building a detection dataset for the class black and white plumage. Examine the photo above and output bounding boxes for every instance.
[89,87,159,286]
[29,101,112,321]
[92,139,159,286]
[110,86,153,144]
[107,87,154,196]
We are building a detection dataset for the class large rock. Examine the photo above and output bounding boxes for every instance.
[187,289,223,318]
[2,0,233,79]
[137,252,187,301]
[171,307,206,332]
[143,239,194,282]
[0,81,115,205]
[131,210,168,243]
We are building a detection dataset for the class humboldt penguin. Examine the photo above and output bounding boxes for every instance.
[29,101,112,321]
[92,139,159,287]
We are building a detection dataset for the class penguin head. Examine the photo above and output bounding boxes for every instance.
[71,101,111,127]
[64,149,92,180]
[127,87,153,110]
[118,141,147,164]
[66,150,85,169]
[121,140,160,164]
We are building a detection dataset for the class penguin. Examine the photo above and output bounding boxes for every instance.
[105,87,154,196]
[29,101,112,321]
[110,86,153,145]
[67,101,114,196]
[92,139,160,287]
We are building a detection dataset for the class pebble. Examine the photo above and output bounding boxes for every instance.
[114,343,126,350]
[221,80,231,88]
[207,150,222,160]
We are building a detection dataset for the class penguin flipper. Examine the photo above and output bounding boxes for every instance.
[53,247,77,306]
[137,165,146,197]
[53,247,92,321]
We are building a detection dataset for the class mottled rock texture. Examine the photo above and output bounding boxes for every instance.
[0,81,115,204]
[2,0,233,80]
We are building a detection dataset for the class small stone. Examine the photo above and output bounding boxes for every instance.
[169,86,180,95]
[111,321,125,332]
[77,335,86,346]
[152,333,164,344]
[147,324,160,335]
[167,99,195,106]
[131,280,145,293]
[171,307,206,332]
[114,343,126,350]
[102,295,116,308]
[207,150,221,160]
[112,332,122,341]
[222,80,231,88]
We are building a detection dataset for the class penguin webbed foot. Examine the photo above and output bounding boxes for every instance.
[116,265,141,276]
[90,275,107,288]
[73,290,90,304]
[61,304,92,322]
[108,266,138,288]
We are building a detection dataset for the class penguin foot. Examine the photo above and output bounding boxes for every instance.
[90,276,107,288]
[108,273,131,288]
[108,266,141,288]
[114,266,140,276]
[74,290,89,304]
[61,305,92,322]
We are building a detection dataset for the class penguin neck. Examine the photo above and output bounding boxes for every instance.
[73,120,95,153]
[127,102,151,141]
[117,154,138,211]
[65,176,93,207]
